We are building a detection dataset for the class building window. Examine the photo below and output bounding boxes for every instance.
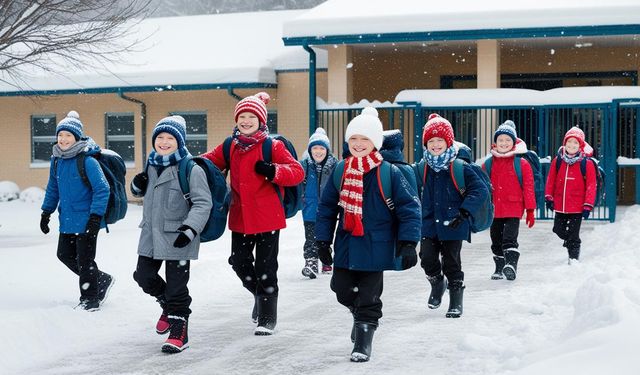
[31,115,57,163]
[105,113,135,164]
[267,111,278,134]
[171,112,207,155]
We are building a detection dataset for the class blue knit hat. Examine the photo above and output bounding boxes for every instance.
[308,127,331,154]
[152,115,187,148]
[493,120,517,143]
[56,110,83,140]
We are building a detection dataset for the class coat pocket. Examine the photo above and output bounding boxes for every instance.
[163,220,182,232]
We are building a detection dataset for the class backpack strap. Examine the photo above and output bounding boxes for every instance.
[76,153,91,189]
[332,160,346,191]
[376,161,394,211]
[513,156,523,188]
[555,156,562,173]
[580,157,587,177]
[177,157,195,207]
[484,156,493,178]
[222,136,234,170]
[262,137,273,163]
[450,159,467,195]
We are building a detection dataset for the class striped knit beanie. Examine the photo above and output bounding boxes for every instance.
[234,92,270,125]
[56,110,83,140]
[308,127,331,153]
[152,115,187,149]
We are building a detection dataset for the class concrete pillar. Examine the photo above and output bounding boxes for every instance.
[476,40,501,158]
[327,45,353,104]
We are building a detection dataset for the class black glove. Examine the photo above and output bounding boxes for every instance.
[254,160,276,181]
[396,241,418,270]
[316,241,333,266]
[131,172,149,195]
[173,225,196,248]
[85,214,102,236]
[40,212,51,234]
[545,199,554,211]
[582,209,591,220]
[447,209,470,229]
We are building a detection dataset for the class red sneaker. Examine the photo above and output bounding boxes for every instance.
[162,315,189,353]
[321,264,333,274]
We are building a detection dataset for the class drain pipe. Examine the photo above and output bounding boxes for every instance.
[227,87,242,101]
[118,91,147,168]
[303,45,317,136]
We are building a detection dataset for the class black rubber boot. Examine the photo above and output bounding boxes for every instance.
[491,256,505,280]
[427,274,447,309]
[502,249,520,281]
[445,280,465,318]
[255,295,278,335]
[350,322,377,362]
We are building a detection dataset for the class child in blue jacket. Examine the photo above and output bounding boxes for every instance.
[418,114,489,318]
[300,128,338,278]
[315,107,421,363]
[40,111,114,311]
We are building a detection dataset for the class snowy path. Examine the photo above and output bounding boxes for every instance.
[1,201,638,375]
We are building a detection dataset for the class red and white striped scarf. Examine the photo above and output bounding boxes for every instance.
[338,151,384,236]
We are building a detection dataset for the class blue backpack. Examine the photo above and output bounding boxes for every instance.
[413,156,494,233]
[554,155,606,206]
[177,156,231,242]
[56,150,128,227]
[223,135,303,218]
[484,150,544,202]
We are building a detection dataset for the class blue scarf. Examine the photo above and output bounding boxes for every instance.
[424,145,458,172]
[147,146,191,167]
[560,147,583,166]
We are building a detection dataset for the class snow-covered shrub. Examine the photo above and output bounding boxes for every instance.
[0,181,20,202]
[20,187,46,203]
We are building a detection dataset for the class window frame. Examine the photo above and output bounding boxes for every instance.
[30,114,57,167]
[169,111,208,155]
[104,112,136,168]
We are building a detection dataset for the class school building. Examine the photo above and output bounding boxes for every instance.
[1,0,639,221]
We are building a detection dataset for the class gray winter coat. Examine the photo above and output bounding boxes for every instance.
[137,164,212,260]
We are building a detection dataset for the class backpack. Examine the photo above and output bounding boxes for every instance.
[554,155,606,206]
[54,150,128,227]
[223,135,303,218]
[177,156,231,242]
[413,157,494,233]
[484,150,544,202]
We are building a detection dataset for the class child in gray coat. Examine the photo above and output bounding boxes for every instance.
[130,116,212,354]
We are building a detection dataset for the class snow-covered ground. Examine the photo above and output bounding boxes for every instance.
[1,199,639,375]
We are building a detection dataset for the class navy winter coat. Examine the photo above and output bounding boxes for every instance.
[420,163,488,242]
[301,155,337,222]
[315,163,421,271]
[42,154,110,234]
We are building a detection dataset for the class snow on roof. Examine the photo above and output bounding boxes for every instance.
[283,0,640,39]
[394,86,640,107]
[0,10,327,93]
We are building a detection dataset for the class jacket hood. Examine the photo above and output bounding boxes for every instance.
[379,129,405,162]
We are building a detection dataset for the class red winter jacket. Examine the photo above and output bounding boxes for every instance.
[202,138,304,234]
[482,152,536,218]
[545,157,597,214]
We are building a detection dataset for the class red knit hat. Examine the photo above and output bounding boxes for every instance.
[422,113,455,147]
[563,126,585,150]
[234,92,270,125]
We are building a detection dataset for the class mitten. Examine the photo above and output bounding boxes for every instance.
[173,225,196,248]
[447,208,470,229]
[316,241,333,266]
[85,214,102,236]
[131,172,149,195]
[254,160,276,180]
[525,209,535,228]
[545,199,554,211]
[582,206,592,220]
[396,241,418,270]
[40,212,51,234]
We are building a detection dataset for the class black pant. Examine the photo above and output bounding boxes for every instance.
[420,237,464,282]
[57,233,102,301]
[133,255,192,317]
[230,231,280,297]
[553,213,582,259]
[303,221,318,260]
[330,267,384,326]
[490,218,520,256]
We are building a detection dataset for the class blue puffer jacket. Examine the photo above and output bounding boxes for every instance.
[315,163,421,271]
[420,163,488,242]
[42,147,110,234]
[301,155,337,222]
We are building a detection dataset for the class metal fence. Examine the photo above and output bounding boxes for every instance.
[316,100,640,222]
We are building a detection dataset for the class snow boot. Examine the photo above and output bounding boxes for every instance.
[491,256,505,280]
[350,322,376,362]
[162,315,189,353]
[301,258,318,279]
[251,294,258,323]
[75,298,100,312]
[97,272,115,305]
[155,297,171,334]
[568,247,580,264]
[502,249,520,281]
[445,280,465,318]
[255,295,277,335]
[322,264,333,274]
[426,274,447,309]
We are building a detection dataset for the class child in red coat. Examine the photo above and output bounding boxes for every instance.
[481,121,536,281]
[201,92,304,335]
[544,126,597,264]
